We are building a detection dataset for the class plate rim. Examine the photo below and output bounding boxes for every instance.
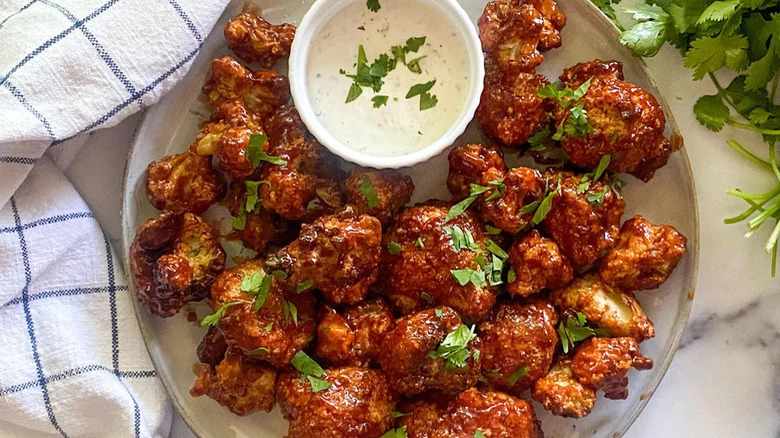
[120,0,700,436]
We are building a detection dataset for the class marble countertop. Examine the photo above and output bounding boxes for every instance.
[69,42,780,438]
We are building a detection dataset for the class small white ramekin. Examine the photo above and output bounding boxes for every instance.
[288,0,485,169]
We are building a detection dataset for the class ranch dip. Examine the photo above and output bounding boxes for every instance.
[306,0,472,157]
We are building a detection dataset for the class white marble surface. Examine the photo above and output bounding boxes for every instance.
[68,39,780,438]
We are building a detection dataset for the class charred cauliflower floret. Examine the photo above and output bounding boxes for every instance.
[478,166,544,233]
[571,337,653,399]
[259,105,346,220]
[478,1,545,75]
[197,326,229,368]
[477,71,552,147]
[210,259,316,368]
[224,12,296,68]
[190,347,277,415]
[550,273,655,341]
[400,388,543,438]
[531,357,596,418]
[378,307,482,397]
[267,208,382,305]
[277,366,397,438]
[477,300,558,394]
[542,169,625,270]
[145,151,226,214]
[316,298,395,367]
[555,60,675,182]
[507,230,573,297]
[380,203,497,320]
[190,98,263,160]
[600,215,687,292]
[202,56,290,117]
[130,212,226,317]
[447,144,507,201]
[226,181,296,253]
[344,167,415,226]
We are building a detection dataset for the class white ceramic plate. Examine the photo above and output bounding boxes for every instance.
[121,1,700,437]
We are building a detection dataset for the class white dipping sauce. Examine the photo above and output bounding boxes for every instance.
[307,0,471,157]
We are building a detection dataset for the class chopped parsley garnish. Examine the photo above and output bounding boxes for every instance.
[557,311,609,354]
[405,36,426,52]
[346,83,363,103]
[507,366,528,385]
[451,268,486,287]
[241,270,274,311]
[359,176,380,208]
[419,92,438,110]
[391,45,407,64]
[380,427,408,438]
[296,280,313,294]
[372,95,389,108]
[200,302,239,327]
[407,56,426,74]
[531,175,562,225]
[428,324,478,369]
[406,80,436,98]
[445,183,495,222]
[586,186,611,206]
[485,254,504,286]
[291,351,332,393]
[247,134,286,167]
[387,241,403,255]
[486,240,509,260]
[283,300,298,326]
[415,237,425,248]
[538,79,594,141]
[366,0,380,12]
[444,225,480,252]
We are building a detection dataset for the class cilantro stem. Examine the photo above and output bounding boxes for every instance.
[747,197,780,230]
[771,72,779,103]
[726,139,771,170]
[766,218,780,254]
[726,186,780,202]
[709,73,737,110]
[770,143,780,183]
[773,240,778,277]
[725,120,780,136]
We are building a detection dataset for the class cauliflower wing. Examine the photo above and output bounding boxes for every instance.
[447,144,506,201]
[226,181,296,253]
[478,1,545,75]
[190,347,276,415]
[224,12,296,68]
[145,151,226,214]
[130,212,226,317]
[531,357,596,418]
[507,229,573,297]
[202,56,290,117]
[344,167,415,226]
[316,298,395,367]
[478,166,544,232]
[571,337,653,399]
[550,273,655,341]
[600,215,687,292]
[277,366,397,438]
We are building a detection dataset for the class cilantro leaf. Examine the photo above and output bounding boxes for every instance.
[445,195,478,222]
[380,427,408,438]
[693,94,730,131]
[528,125,551,151]
[557,312,608,353]
[428,324,478,369]
[200,302,239,327]
[474,431,487,438]
[307,376,332,392]
[415,237,425,248]
[360,176,380,208]
[419,92,438,110]
[296,280,313,294]
[507,366,528,385]
[245,180,269,213]
[696,0,739,24]
[372,95,389,108]
[407,56,426,74]
[532,187,559,225]
[387,241,403,255]
[406,80,436,98]
[745,44,777,91]
[232,203,247,231]
[405,36,426,52]
[486,240,509,260]
[283,300,298,326]
[444,225,480,252]
[620,5,671,57]
[683,35,748,80]
[292,351,331,392]
[450,268,486,287]
[346,83,363,103]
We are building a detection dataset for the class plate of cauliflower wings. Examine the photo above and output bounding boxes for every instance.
[121,0,699,437]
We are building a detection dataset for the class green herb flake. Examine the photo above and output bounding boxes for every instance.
[264,322,274,332]
[444,225,480,252]
[245,180,269,213]
[307,376,332,393]
[380,427,408,438]
[360,176,380,208]
[406,80,436,98]
[557,311,607,354]
[475,430,487,438]
[407,56,426,74]
[405,36,426,52]
[387,241,403,255]
[420,291,433,303]
[200,302,239,327]
[428,324,478,369]
[346,83,363,103]
[485,224,502,235]
[419,92,438,110]
[366,0,380,12]
[296,280,313,294]
[486,240,509,261]
[372,95,389,108]
[283,300,298,326]
[450,268,486,287]
[434,308,444,317]
[292,351,331,392]
[415,237,425,248]
[390,411,407,418]
[507,366,529,385]
[248,347,269,355]
[247,134,286,168]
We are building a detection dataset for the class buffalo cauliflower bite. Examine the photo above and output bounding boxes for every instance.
[380,203,497,320]
[224,12,296,68]
[378,307,482,396]
[260,105,345,219]
[531,357,596,418]
[197,326,229,368]
[344,167,415,226]
[190,347,277,415]
[542,169,625,270]
[526,0,566,50]
[477,300,558,394]
[226,181,296,253]
[600,215,687,292]
[550,273,655,341]
[507,230,573,297]
[145,151,226,214]
[555,60,675,182]
[571,337,654,399]
[210,259,316,368]
[316,298,395,367]
[478,1,545,75]
[268,208,382,304]
[478,166,543,232]
[190,99,263,157]
[276,366,397,438]
[446,144,506,201]
[202,56,290,117]
[477,71,552,147]
[400,388,543,438]
[130,212,226,317]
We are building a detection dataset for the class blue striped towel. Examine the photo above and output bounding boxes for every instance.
[0,1,230,436]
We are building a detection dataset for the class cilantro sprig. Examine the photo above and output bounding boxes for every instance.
[599,0,780,274]
[428,324,478,369]
[557,311,609,354]
[537,79,594,141]
[291,351,332,392]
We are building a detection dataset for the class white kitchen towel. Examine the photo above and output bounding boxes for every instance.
[0,0,230,436]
